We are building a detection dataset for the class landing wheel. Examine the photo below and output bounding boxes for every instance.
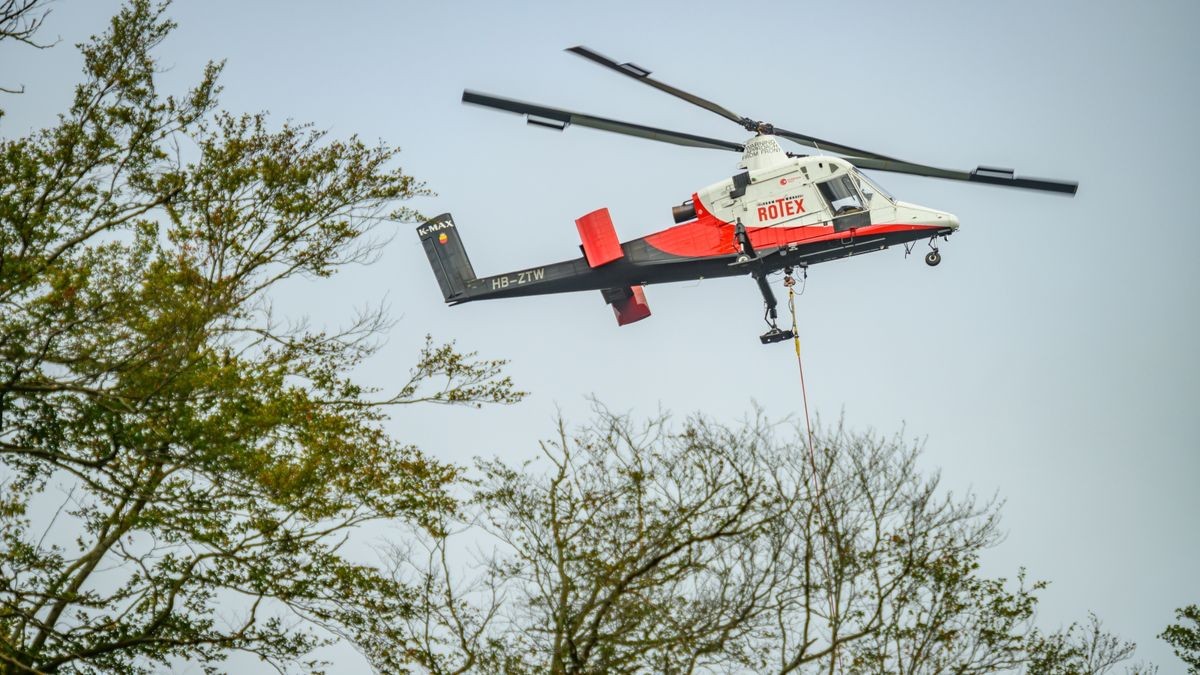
[925,250,942,267]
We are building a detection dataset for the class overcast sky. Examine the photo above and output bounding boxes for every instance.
[4,0,1198,672]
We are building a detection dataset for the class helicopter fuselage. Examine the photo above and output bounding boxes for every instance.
[418,148,958,327]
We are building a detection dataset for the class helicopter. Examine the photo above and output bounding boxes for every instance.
[417,46,1078,345]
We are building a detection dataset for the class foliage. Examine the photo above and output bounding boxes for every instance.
[0,1,522,673]
[1161,604,1200,673]
[367,408,1148,674]
[1023,614,1157,675]
[0,0,53,94]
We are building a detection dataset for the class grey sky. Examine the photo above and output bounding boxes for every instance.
[3,0,1197,671]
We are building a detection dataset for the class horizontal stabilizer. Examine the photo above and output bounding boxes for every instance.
[601,285,651,326]
[576,208,624,268]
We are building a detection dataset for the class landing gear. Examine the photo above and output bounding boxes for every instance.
[910,234,948,266]
[924,237,942,267]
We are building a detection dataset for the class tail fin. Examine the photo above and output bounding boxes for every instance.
[417,213,477,302]
[601,285,652,326]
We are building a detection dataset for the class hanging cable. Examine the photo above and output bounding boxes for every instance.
[786,272,845,670]
[785,271,822,497]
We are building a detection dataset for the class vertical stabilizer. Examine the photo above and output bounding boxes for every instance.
[416,213,477,302]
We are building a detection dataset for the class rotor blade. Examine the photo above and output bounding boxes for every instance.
[462,90,746,152]
[848,156,1079,195]
[567,46,915,163]
[566,45,749,127]
[779,126,1077,194]
[771,126,903,163]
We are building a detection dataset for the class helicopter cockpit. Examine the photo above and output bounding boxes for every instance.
[816,169,895,231]
[819,170,895,212]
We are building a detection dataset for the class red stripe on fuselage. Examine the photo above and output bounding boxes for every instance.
[644,204,942,258]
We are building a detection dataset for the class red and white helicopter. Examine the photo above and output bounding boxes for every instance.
[418,46,1077,344]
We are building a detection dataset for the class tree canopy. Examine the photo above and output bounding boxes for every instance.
[370,408,1155,675]
[0,1,521,672]
[1160,604,1200,673]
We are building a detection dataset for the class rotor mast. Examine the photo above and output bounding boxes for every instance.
[738,135,789,171]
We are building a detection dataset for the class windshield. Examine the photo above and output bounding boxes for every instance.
[852,170,895,204]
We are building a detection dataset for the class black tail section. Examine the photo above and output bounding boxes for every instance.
[417,213,477,302]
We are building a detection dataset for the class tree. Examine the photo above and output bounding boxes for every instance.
[0,1,522,672]
[0,0,54,94]
[1160,604,1200,673]
[368,407,1150,674]
[1023,614,1156,675]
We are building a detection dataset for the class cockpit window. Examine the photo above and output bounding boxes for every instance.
[852,170,895,204]
[817,175,865,215]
